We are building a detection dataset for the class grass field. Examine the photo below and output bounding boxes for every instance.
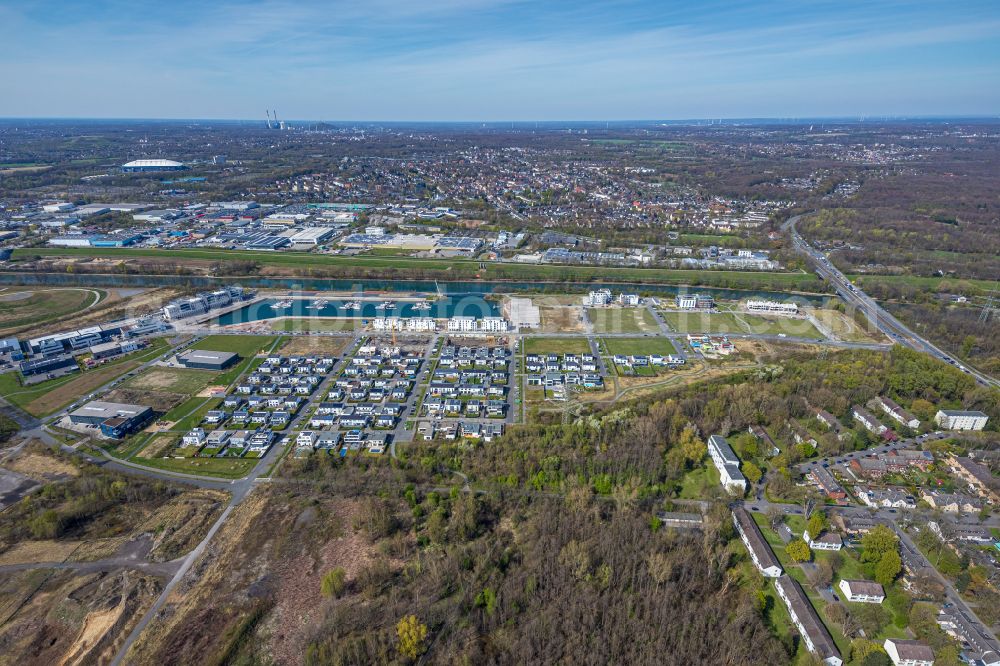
[14,247,826,292]
[601,337,677,356]
[125,367,215,396]
[0,338,169,417]
[275,318,360,332]
[0,287,99,334]
[587,307,660,334]
[678,458,719,499]
[522,337,592,355]
[661,311,823,338]
[133,455,257,479]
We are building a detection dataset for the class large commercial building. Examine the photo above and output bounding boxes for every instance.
[732,507,783,577]
[121,159,187,173]
[19,354,77,377]
[69,401,153,438]
[936,409,989,431]
[707,434,747,494]
[177,349,239,371]
[775,575,842,666]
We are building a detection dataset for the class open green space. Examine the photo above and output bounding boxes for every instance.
[677,458,719,499]
[132,455,257,479]
[123,366,215,396]
[587,307,660,333]
[0,338,170,416]
[661,311,823,338]
[852,274,998,295]
[0,287,99,334]
[13,247,827,292]
[601,337,677,356]
[522,337,592,355]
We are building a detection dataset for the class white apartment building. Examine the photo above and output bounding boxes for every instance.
[746,299,799,315]
[936,409,989,431]
[708,434,746,494]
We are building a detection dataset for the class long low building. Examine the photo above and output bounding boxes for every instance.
[775,575,842,666]
[69,401,153,438]
[733,507,783,577]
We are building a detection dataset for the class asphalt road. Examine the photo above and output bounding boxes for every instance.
[784,214,998,388]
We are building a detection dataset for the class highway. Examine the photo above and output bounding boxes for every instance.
[783,214,998,388]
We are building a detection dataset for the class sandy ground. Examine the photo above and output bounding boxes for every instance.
[278,335,352,356]
[6,453,79,480]
[59,603,125,666]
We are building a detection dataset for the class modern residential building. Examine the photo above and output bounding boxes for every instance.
[936,409,989,431]
[745,299,799,315]
[675,293,715,310]
[775,575,842,666]
[838,579,885,604]
[585,289,612,306]
[732,507,783,577]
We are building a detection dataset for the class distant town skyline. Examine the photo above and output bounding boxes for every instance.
[2,0,999,121]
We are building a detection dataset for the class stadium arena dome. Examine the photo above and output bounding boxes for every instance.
[121,159,187,173]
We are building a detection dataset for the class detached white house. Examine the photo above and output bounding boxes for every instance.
[838,579,885,604]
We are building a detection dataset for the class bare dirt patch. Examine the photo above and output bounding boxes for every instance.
[103,387,184,413]
[539,305,585,333]
[6,452,79,481]
[278,335,351,356]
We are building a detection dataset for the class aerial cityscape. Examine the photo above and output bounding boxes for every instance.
[1,2,999,666]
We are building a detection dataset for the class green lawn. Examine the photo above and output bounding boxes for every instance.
[522,337,592,355]
[587,307,660,334]
[124,366,215,395]
[601,337,677,356]
[677,459,719,499]
[661,311,823,338]
[135,456,257,479]
[0,287,101,334]
[190,334,275,357]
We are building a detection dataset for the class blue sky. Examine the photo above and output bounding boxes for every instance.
[1,0,998,120]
